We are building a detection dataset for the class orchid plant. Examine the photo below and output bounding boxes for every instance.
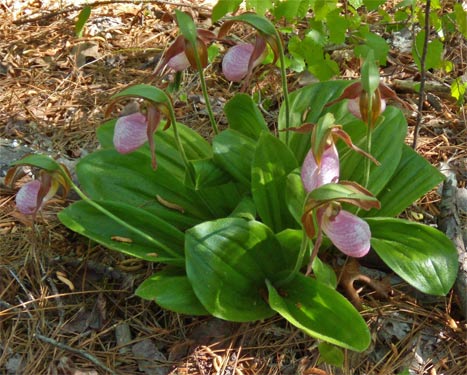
[8,10,458,357]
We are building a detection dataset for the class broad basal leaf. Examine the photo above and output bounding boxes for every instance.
[186,218,293,322]
[266,274,370,352]
[278,80,352,162]
[367,217,458,295]
[340,106,407,197]
[361,144,444,217]
[212,129,256,188]
[76,149,207,229]
[224,93,269,140]
[136,267,208,315]
[252,132,298,232]
[59,200,185,265]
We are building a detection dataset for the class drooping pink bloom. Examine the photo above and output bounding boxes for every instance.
[301,144,340,193]
[222,38,267,83]
[16,176,60,216]
[222,44,255,82]
[318,207,371,258]
[16,180,43,215]
[113,112,148,154]
[166,51,191,72]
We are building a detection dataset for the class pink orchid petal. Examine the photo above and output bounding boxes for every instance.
[347,97,362,119]
[113,113,148,154]
[16,180,42,215]
[321,210,371,258]
[301,144,340,192]
[167,52,191,72]
[222,44,255,82]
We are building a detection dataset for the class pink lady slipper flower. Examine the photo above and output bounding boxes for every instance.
[108,102,168,170]
[302,181,380,262]
[153,28,217,76]
[221,37,267,83]
[298,114,380,263]
[327,82,410,126]
[13,169,70,217]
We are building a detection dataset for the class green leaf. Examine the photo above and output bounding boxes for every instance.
[191,158,247,217]
[186,218,293,321]
[110,84,170,106]
[58,200,185,265]
[275,229,304,270]
[175,10,198,47]
[412,31,443,71]
[224,94,269,140]
[252,132,298,232]
[212,0,243,23]
[450,77,466,105]
[367,218,458,295]
[228,13,277,37]
[308,183,379,205]
[312,257,337,289]
[212,129,256,187]
[363,0,385,11]
[273,0,309,21]
[75,5,91,38]
[278,80,352,162]
[266,274,370,351]
[136,268,208,315]
[326,9,348,44]
[246,0,273,16]
[361,50,380,96]
[313,0,338,21]
[11,154,62,173]
[354,31,389,65]
[340,107,407,196]
[361,144,444,217]
[454,3,467,38]
[318,342,344,367]
[229,196,257,221]
[285,169,306,225]
[76,149,207,228]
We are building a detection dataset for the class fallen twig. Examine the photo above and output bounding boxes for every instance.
[35,332,119,375]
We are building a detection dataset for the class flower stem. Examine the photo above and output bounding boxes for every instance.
[275,31,290,143]
[193,50,219,135]
[363,125,373,188]
[363,97,374,189]
[166,104,196,185]
[277,232,309,286]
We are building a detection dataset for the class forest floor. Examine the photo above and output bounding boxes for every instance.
[1,1,466,374]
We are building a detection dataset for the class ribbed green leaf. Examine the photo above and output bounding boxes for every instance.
[367,217,458,295]
[362,145,444,217]
[340,107,407,196]
[212,129,256,187]
[136,268,208,315]
[252,132,298,232]
[186,218,293,322]
[58,200,185,265]
[76,149,207,229]
[266,274,370,352]
[224,94,269,140]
